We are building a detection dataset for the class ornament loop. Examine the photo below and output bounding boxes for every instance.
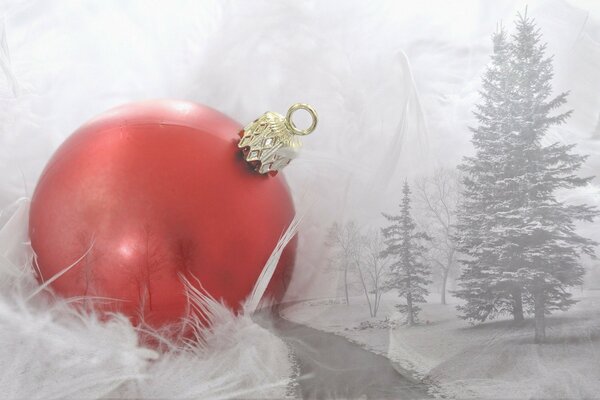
[239,103,318,175]
[285,103,318,136]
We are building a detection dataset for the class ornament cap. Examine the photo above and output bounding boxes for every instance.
[238,103,318,175]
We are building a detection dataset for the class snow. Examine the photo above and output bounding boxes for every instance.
[283,293,411,365]
[284,289,600,399]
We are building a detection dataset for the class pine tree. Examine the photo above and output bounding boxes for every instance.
[508,12,597,343]
[455,12,598,343]
[382,181,431,326]
[454,27,526,323]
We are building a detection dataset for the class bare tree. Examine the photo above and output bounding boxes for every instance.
[326,221,362,306]
[414,167,461,305]
[354,230,390,317]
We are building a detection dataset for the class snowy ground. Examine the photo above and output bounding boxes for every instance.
[283,289,600,399]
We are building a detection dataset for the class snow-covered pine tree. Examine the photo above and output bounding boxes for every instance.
[455,12,598,343]
[381,180,431,326]
[454,27,527,323]
[507,13,597,343]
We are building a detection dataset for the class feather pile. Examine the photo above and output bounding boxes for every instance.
[0,199,293,399]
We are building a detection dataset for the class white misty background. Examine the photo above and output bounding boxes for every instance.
[0,0,598,302]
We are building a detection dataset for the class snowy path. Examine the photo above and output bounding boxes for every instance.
[255,312,432,399]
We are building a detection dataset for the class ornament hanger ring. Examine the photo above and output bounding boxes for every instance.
[285,103,318,136]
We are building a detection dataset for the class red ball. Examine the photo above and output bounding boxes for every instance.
[29,100,297,329]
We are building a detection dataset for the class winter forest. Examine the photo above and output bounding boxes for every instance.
[285,10,600,399]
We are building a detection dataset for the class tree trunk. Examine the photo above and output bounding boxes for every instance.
[374,291,381,317]
[534,289,546,344]
[406,293,414,326]
[344,266,350,306]
[357,266,374,317]
[512,288,524,322]
[441,268,449,305]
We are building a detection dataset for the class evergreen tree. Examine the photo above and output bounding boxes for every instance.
[382,181,431,326]
[454,27,526,322]
[508,13,597,343]
[455,12,598,343]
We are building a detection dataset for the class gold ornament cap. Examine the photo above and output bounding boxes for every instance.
[238,103,318,175]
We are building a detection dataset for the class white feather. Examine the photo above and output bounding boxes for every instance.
[0,199,292,399]
[246,212,304,313]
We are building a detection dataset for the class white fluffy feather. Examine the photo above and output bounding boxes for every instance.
[0,199,292,399]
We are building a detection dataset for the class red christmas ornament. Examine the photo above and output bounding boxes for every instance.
[29,100,316,329]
